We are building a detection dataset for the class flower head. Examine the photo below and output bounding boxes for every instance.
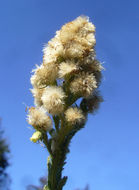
[27,107,52,131]
[31,63,58,88]
[41,86,66,115]
[58,60,77,78]
[70,72,97,97]
[31,88,44,107]
[58,16,96,58]
[43,39,63,65]
[65,107,85,124]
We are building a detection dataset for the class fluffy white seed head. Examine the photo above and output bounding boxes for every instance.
[27,107,52,131]
[89,60,104,72]
[30,63,58,88]
[42,16,96,62]
[79,55,104,72]
[43,37,60,64]
[59,16,91,43]
[70,72,97,97]
[43,35,63,65]
[65,107,85,124]
[58,16,96,58]
[41,86,66,115]
[31,88,44,107]
[58,61,77,78]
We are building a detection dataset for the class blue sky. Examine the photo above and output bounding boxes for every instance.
[0,0,139,189]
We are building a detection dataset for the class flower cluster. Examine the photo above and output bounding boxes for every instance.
[27,16,103,190]
[27,16,103,142]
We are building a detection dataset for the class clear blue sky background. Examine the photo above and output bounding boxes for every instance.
[0,0,139,190]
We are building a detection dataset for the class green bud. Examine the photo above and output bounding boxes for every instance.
[43,185,50,190]
[30,131,42,143]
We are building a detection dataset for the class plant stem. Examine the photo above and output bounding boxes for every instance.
[47,124,73,190]
[42,133,53,156]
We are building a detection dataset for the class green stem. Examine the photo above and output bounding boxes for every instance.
[47,121,85,190]
[47,124,72,190]
[53,116,60,132]
[42,133,53,156]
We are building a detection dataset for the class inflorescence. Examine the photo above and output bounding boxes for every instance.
[27,15,103,190]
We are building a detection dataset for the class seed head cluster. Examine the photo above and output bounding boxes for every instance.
[27,107,52,131]
[41,86,66,115]
[65,107,85,124]
[27,16,103,139]
[70,72,97,97]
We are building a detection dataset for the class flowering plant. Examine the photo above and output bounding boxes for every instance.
[27,16,103,190]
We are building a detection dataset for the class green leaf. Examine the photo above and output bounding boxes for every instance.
[57,176,68,190]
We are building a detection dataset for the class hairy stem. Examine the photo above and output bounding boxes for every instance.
[42,133,53,156]
[46,120,85,190]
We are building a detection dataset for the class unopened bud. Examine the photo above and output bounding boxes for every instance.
[30,131,42,143]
